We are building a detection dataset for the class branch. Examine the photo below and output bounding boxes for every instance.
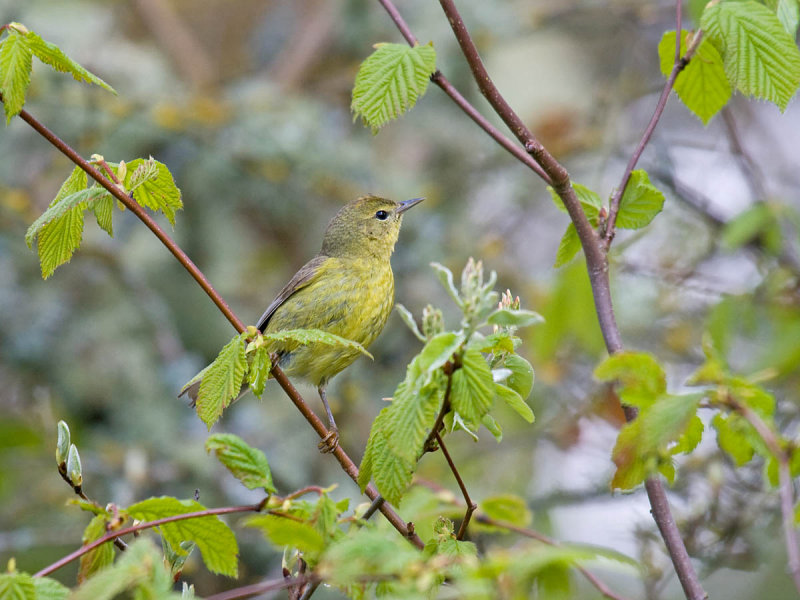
[34,501,267,578]
[434,432,476,540]
[10,100,423,551]
[203,575,313,600]
[727,397,800,594]
[604,19,704,249]
[375,2,708,598]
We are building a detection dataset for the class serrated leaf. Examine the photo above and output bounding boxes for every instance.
[32,577,69,600]
[554,223,582,267]
[262,328,373,359]
[358,405,392,491]
[765,0,800,35]
[387,378,443,465]
[245,514,325,554]
[372,448,415,506]
[702,0,800,111]
[395,303,425,342]
[205,433,275,493]
[672,414,704,455]
[594,351,666,408]
[247,345,270,398]
[617,170,665,229]
[351,42,436,133]
[416,331,464,375]
[0,29,32,123]
[25,187,105,248]
[504,354,535,400]
[78,514,116,583]
[488,309,544,328]
[122,158,183,226]
[712,412,755,465]
[495,383,535,423]
[25,30,115,94]
[195,333,248,429]
[659,31,731,124]
[611,394,701,490]
[127,496,238,577]
[450,349,495,424]
[89,191,114,236]
[71,539,178,600]
[0,572,35,600]
[480,494,533,528]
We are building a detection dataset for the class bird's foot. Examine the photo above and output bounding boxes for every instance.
[318,427,339,454]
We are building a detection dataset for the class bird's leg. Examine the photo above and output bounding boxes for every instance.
[317,385,339,453]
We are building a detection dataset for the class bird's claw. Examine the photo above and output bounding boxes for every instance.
[318,428,339,454]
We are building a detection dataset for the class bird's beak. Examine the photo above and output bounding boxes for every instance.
[397,197,424,214]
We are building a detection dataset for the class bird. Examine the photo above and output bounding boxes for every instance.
[182,195,423,452]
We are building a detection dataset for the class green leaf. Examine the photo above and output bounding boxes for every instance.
[611,394,701,489]
[671,414,704,455]
[25,166,91,280]
[554,223,581,267]
[351,42,436,133]
[262,328,373,359]
[358,405,391,491]
[122,158,183,226]
[416,331,464,375]
[0,27,32,123]
[372,448,416,507]
[0,572,35,600]
[495,383,535,423]
[450,349,495,425]
[548,182,603,221]
[481,413,503,441]
[480,494,533,528]
[32,577,69,600]
[245,514,325,555]
[195,332,248,429]
[395,303,425,342]
[71,539,178,600]
[126,496,238,577]
[594,351,666,408]
[89,191,114,237]
[503,354,535,400]
[247,345,271,398]
[78,514,116,583]
[25,187,105,248]
[765,0,800,35]
[205,433,275,493]
[617,170,665,229]
[712,413,755,465]
[488,309,544,328]
[24,31,115,94]
[702,0,800,111]
[721,203,777,250]
[386,378,443,465]
[658,31,731,124]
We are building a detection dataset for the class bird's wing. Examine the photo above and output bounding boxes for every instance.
[256,254,328,331]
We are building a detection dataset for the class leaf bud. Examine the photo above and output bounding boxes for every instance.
[421,304,445,339]
[56,420,71,472]
[66,443,83,488]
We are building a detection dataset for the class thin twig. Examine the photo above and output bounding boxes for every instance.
[727,396,800,594]
[11,101,424,551]
[434,432,476,540]
[604,19,704,249]
[33,501,267,578]
[203,575,313,600]
[362,495,386,521]
[474,515,634,600]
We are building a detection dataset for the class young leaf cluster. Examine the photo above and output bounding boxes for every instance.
[183,326,372,428]
[358,259,540,506]
[548,172,665,267]
[0,22,115,123]
[659,0,800,124]
[25,158,182,279]
[351,42,436,133]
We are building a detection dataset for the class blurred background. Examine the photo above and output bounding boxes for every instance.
[1,0,799,597]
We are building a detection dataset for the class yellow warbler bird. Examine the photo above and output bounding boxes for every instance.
[183,195,423,451]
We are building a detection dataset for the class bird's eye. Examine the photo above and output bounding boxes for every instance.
[375,210,389,220]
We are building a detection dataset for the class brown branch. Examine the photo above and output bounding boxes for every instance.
[434,432,476,540]
[34,501,267,578]
[10,100,423,551]
[604,22,704,249]
[376,2,708,598]
[727,397,800,594]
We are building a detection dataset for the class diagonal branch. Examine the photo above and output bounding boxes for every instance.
[11,100,423,551]
[434,432,476,540]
